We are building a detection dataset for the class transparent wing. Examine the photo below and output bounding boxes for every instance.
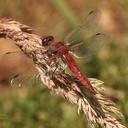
[64,9,101,46]
[70,33,106,61]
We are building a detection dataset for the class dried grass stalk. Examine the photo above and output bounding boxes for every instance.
[0,18,126,128]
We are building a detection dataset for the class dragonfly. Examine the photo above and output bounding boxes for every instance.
[41,10,105,95]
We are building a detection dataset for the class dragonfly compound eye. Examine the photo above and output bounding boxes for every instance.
[42,36,54,46]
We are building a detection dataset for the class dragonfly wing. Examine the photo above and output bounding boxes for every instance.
[64,9,101,46]
[70,33,106,61]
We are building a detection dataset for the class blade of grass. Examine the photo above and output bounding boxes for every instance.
[49,0,80,28]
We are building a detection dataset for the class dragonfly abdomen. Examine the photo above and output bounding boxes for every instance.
[63,54,95,94]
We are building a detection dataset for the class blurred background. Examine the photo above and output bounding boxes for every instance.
[0,0,128,127]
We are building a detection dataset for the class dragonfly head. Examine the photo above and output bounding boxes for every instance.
[41,36,54,46]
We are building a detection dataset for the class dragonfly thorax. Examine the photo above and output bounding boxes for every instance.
[51,41,70,57]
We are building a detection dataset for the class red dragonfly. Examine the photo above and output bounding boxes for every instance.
[42,10,104,94]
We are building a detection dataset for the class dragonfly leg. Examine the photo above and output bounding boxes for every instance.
[48,62,63,79]
[47,58,66,80]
